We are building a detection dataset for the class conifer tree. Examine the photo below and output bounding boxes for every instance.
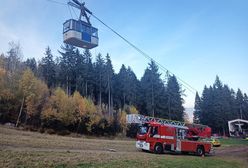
[167,75,184,121]
[193,92,201,124]
[40,46,56,88]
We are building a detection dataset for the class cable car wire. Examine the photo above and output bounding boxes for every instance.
[91,13,197,94]
[46,0,67,6]
[70,5,78,19]
[45,0,198,94]
[67,4,73,19]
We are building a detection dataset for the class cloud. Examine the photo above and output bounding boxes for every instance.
[0,22,18,54]
[0,17,47,61]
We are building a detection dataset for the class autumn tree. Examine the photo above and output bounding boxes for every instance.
[18,69,49,126]
[0,43,24,124]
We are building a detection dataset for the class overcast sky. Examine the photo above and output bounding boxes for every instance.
[1,0,247,120]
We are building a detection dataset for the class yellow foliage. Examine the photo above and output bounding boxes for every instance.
[20,69,36,97]
[72,91,86,118]
[85,98,97,115]
[20,69,49,117]
[119,110,127,130]
[0,68,6,77]
[123,105,139,114]
[51,88,76,125]
[129,105,139,114]
[0,68,8,99]
[84,98,101,131]
[41,107,57,120]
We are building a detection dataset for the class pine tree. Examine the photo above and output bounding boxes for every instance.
[83,49,94,97]
[75,49,86,95]
[94,53,105,106]
[193,92,201,124]
[104,54,114,116]
[40,46,56,88]
[243,93,248,120]
[140,60,165,117]
[198,76,246,135]
[236,89,244,119]
[25,58,37,75]
[167,75,184,121]
[114,64,128,108]
[58,44,76,95]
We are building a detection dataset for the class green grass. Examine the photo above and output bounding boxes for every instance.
[220,138,248,146]
[56,157,243,168]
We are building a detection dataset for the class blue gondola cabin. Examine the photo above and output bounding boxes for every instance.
[63,19,98,49]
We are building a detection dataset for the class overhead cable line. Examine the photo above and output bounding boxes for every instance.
[45,0,67,6]
[91,13,197,94]
[45,0,198,94]
[67,4,73,19]
[71,5,79,20]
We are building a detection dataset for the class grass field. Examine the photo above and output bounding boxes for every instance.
[0,125,247,168]
[219,138,248,146]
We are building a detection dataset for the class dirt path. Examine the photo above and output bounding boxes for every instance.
[214,145,248,164]
[215,146,248,156]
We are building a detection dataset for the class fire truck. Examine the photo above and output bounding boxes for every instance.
[126,114,213,156]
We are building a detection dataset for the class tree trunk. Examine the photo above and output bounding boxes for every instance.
[123,93,126,107]
[111,93,113,117]
[77,119,81,134]
[66,76,69,95]
[16,96,25,127]
[108,75,110,117]
[99,75,102,109]
[85,80,88,96]
[152,81,154,117]
[168,96,171,120]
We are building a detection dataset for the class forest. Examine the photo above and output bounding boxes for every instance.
[0,42,247,136]
[193,76,248,135]
[0,42,184,136]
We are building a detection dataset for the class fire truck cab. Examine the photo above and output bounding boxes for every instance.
[136,122,212,156]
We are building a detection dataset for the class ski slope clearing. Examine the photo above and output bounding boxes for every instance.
[0,126,247,168]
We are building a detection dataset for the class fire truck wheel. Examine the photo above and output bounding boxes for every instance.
[196,146,205,156]
[154,143,163,154]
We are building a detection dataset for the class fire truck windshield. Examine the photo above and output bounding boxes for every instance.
[138,126,148,135]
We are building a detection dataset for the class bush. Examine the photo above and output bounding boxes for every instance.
[39,128,45,133]
[126,124,139,138]
[46,128,56,134]
[57,130,70,136]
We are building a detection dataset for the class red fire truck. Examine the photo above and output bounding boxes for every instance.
[126,114,213,156]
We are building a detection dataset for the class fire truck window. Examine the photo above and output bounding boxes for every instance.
[177,129,186,139]
[149,126,158,137]
[153,127,158,135]
[139,126,148,135]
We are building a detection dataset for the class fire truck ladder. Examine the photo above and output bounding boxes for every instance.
[126,114,187,129]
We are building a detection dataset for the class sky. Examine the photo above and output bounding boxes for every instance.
[0,0,248,120]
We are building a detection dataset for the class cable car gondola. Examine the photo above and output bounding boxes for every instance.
[63,0,98,49]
